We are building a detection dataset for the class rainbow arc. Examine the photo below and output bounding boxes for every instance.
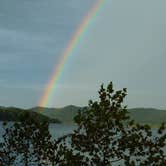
[38,0,107,108]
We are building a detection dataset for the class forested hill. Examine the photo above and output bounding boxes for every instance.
[31,105,83,124]
[31,106,166,126]
[129,108,166,125]
[0,106,61,123]
[1,105,166,126]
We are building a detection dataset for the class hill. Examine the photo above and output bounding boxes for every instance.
[31,106,166,126]
[0,106,61,123]
[31,105,83,124]
[1,106,165,126]
[129,108,166,126]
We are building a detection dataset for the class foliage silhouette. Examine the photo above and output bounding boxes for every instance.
[0,112,53,165]
[0,82,166,165]
[62,82,166,165]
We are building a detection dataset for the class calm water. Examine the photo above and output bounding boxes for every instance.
[0,122,76,141]
[49,123,77,138]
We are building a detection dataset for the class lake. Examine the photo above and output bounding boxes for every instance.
[0,122,76,142]
[49,123,77,138]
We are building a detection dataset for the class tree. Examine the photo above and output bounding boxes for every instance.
[66,82,166,165]
[0,112,53,166]
[1,82,166,165]
[0,112,80,166]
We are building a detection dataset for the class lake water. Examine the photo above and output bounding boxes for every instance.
[0,122,76,142]
[49,123,77,138]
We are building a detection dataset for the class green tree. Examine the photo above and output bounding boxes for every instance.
[0,122,17,166]
[1,82,166,165]
[66,82,166,165]
[0,112,78,166]
[0,112,53,166]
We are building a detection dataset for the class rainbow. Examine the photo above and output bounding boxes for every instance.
[38,0,106,108]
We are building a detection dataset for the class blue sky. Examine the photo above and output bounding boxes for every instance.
[0,0,166,109]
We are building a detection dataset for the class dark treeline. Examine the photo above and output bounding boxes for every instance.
[0,82,166,165]
[0,107,61,123]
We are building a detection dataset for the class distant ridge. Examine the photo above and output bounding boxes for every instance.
[31,105,83,124]
[129,108,166,125]
[0,105,166,126]
[30,106,166,126]
[0,106,61,123]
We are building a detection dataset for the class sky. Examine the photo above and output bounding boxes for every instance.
[0,0,166,109]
